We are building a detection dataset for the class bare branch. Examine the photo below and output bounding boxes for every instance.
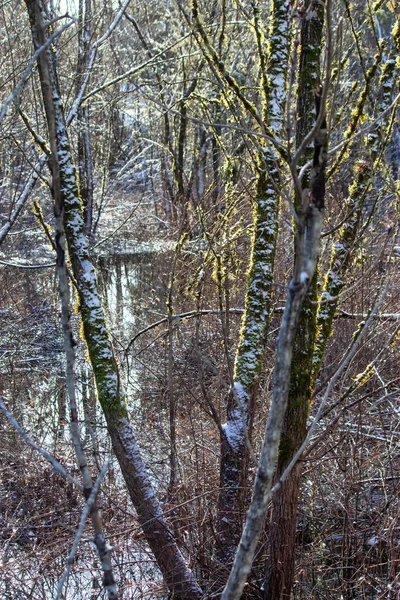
[78,31,193,107]
[0,154,47,247]
[273,281,389,492]
[0,18,75,124]
[55,462,110,600]
[0,397,82,490]
[67,0,132,123]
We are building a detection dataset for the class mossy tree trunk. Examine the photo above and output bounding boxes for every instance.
[263,3,324,598]
[24,1,202,597]
[217,163,281,565]
[222,77,328,600]
[313,54,398,376]
[264,19,398,600]
[209,0,290,567]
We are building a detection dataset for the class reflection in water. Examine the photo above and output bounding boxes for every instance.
[98,249,170,403]
[0,246,172,599]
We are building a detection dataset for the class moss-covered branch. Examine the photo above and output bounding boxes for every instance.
[313,56,398,378]
[329,49,382,177]
[192,0,262,128]
[24,1,202,597]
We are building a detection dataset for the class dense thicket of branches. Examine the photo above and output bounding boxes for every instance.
[0,0,399,598]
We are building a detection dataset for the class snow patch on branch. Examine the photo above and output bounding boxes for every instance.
[222,415,244,452]
[119,418,164,507]
[299,271,309,284]
[221,382,249,452]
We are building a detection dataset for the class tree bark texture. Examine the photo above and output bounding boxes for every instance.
[263,3,324,598]
[24,2,202,597]
[76,0,93,237]
[215,0,290,566]
[221,62,328,600]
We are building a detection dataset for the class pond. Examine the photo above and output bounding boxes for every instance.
[0,241,175,599]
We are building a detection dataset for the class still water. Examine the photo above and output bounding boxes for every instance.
[0,244,173,599]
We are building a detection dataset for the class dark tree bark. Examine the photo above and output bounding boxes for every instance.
[263,3,324,598]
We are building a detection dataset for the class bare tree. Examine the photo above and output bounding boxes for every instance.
[22,0,202,596]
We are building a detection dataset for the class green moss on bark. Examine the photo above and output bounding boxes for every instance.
[313,52,398,378]
[234,162,280,396]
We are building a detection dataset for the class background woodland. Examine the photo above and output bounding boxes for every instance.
[0,0,399,598]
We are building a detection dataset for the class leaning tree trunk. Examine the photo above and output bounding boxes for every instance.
[313,52,398,375]
[263,3,324,598]
[24,1,202,597]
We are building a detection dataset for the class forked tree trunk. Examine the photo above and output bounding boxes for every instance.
[264,12,398,600]
[213,0,290,566]
[24,1,202,597]
[264,280,319,600]
[222,71,328,599]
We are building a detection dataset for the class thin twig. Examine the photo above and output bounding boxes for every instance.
[0,397,82,490]
[125,308,244,352]
[273,281,389,494]
[55,462,110,600]
[67,0,132,123]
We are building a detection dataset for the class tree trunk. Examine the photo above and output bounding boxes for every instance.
[264,466,302,599]
[76,0,94,238]
[263,4,324,597]
[216,166,280,566]
[264,12,398,600]
[211,0,290,566]
[221,67,329,600]
[313,52,397,375]
[24,2,202,597]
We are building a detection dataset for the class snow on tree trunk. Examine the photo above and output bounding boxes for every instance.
[24,1,202,597]
[263,3,324,598]
[216,0,290,568]
[221,68,328,600]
